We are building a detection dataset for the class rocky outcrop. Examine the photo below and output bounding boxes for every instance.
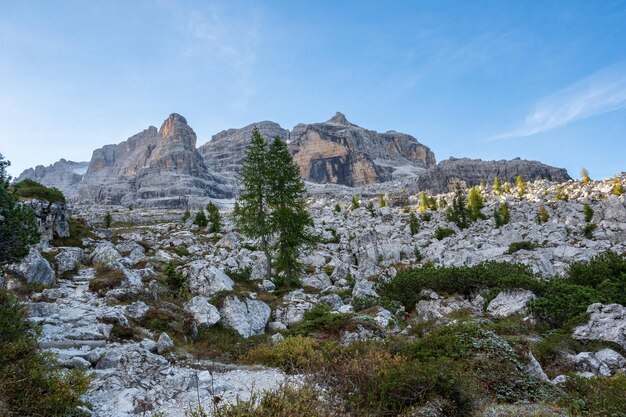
[21,199,71,243]
[14,159,89,198]
[198,121,289,176]
[416,157,571,194]
[75,114,231,208]
[487,289,536,317]
[15,247,56,286]
[573,303,626,350]
[289,112,436,186]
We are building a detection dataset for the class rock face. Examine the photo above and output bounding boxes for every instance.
[573,303,626,350]
[220,295,271,338]
[16,248,56,286]
[21,200,71,243]
[199,121,289,176]
[14,159,89,198]
[75,114,231,208]
[487,290,536,318]
[289,112,436,186]
[416,157,572,194]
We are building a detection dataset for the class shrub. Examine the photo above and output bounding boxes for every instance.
[244,336,321,373]
[583,203,594,222]
[0,288,90,416]
[555,187,569,201]
[507,241,539,254]
[494,203,510,227]
[334,203,341,213]
[419,192,436,212]
[213,385,331,417]
[12,179,66,204]
[467,186,485,221]
[558,374,626,416]
[537,205,549,223]
[193,210,208,227]
[104,211,112,228]
[612,178,624,196]
[420,212,432,222]
[187,323,267,363]
[378,192,387,208]
[139,302,194,338]
[516,175,527,197]
[446,185,471,228]
[413,246,423,262]
[89,264,125,294]
[582,223,597,239]
[293,304,352,336]
[206,202,222,233]
[351,195,360,210]
[435,227,454,240]
[408,212,419,235]
[493,176,502,195]
[182,209,190,222]
[503,182,512,194]
[174,246,190,257]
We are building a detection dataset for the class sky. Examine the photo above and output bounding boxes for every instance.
[1,0,625,179]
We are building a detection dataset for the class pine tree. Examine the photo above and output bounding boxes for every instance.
[182,209,190,222]
[418,192,429,213]
[266,138,314,287]
[493,176,502,195]
[193,210,208,227]
[378,193,387,208]
[467,186,485,221]
[581,168,591,184]
[494,203,510,228]
[503,182,512,194]
[516,175,527,198]
[206,202,222,233]
[351,195,360,210]
[446,185,470,229]
[0,154,39,265]
[409,212,419,235]
[537,205,549,223]
[234,127,273,279]
[104,211,112,229]
[583,204,594,223]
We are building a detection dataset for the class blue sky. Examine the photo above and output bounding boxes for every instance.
[1,0,625,179]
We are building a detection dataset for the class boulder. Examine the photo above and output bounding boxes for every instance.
[573,303,626,350]
[55,247,84,275]
[220,296,271,338]
[157,332,174,354]
[184,296,221,326]
[184,261,234,297]
[274,290,318,327]
[487,289,536,317]
[91,242,123,267]
[16,248,55,286]
[352,279,379,299]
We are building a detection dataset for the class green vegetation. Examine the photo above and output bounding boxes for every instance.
[351,195,360,210]
[555,187,569,201]
[0,286,90,416]
[493,176,502,195]
[558,374,626,416]
[193,210,208,227]
[583,223,597,239]
[408,212,419,235]
[235,130,314,289]
[467,186,485,221]
[507,241,539,254]
[51,217,94,248]
[378,192,387,208]
[206,202,222,233]
[418,191,437,212]
[182,209,190,222]
[503,181,511,194]
[445,185,471,228]
[89,264,125,295]
[580,167,591,184]
[493,203,510,227]
[0,155,39,265]
[104,211,112,228]
[12,178,66,204]
[516,175,527,197]
[612,178,624,196]
[537,204,549,223]
[434,227,454,240]
[583,203,594,222]
[334,203,341,212]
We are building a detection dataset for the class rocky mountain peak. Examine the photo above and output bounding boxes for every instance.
[326,112,352,126]
[159,113,194,144]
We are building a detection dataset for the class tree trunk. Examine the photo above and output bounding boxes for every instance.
[261,236,272,280]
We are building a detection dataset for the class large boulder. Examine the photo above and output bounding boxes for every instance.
[16,248,55,286]
[220,296,270,338]
[184,261,234,297]
[91,241,123,267]
[274,290,318,327]
[55,247,85,275]
[573,303,626,350]
[487,289,536,318]
[184,296,221,326]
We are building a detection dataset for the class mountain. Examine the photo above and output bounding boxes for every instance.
[288,112,436,186]
[416,157,572,193]
[74,114,231,208]
[14,159,89,198]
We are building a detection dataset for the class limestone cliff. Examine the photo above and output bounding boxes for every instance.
[75,114,230,208]
[14,159,89,198]
[416,157,572,193]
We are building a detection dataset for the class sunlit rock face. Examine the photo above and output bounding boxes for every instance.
[75,114,231,208]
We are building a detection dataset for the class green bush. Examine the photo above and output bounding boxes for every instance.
[558,374,626,416]
[583,204,594,223]
[293,304,351,336]
[435,227,454,240]
[12,179,66,204]
[507,241,539,254]
[582,223,597,239]
[494,203,510,228]
[408,212,419,235]
[243,336,322,373]
[0,288,90,416]
[537,205,549,223]
[51,217,95,248]
[193,210,208,227]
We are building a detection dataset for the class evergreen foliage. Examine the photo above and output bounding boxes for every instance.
[612,178,624,196]
[378,192,387,208]
[182,209,190,222]
[493,176,502,195]
[418,191,437,212]
[206,202,222,233]
[583,204,594,223]
[515,175,527,197]
[493,203,510,227]
[351,195,360,210]
[537,205,549,223]
[193,210,208,227]
[104,211,112,228]
[503,181,511,194]
[408,212,419,235]
[12,179,66,204]
[466,186,485,221]
[0,155,39,265]
[445,185,471,229]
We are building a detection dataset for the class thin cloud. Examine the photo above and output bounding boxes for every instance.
[497,63,626,139]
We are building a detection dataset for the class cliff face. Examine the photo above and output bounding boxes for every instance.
[289,112,436,187]
[198,121,289,175]
[14,159,89,198]
[75,114,231,208]
[416,157,572,193]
